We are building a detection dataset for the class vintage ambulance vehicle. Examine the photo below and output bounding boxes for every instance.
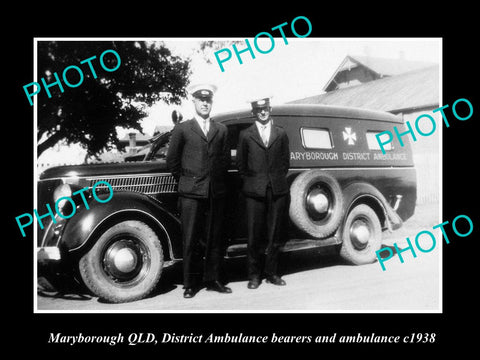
[37,104,416,302]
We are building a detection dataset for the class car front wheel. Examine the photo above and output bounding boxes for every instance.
[79,220,164,303]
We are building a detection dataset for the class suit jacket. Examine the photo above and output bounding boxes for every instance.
[167,118,230,199]
[236,121,290,198]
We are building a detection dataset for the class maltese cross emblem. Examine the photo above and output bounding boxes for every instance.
[343,127,357,145]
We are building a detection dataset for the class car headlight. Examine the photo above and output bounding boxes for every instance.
[53,183,72,212]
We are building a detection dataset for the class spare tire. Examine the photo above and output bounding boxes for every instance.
[289,170,344,239]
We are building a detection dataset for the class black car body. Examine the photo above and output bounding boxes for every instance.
[37,104,416,303]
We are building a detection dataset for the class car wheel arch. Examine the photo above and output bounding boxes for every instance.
[71,209,178,261]
[61,192,181,261]
[345,194,387,230]
[341,182,392,231]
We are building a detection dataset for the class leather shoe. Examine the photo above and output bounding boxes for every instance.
[266,275,286,286]
[205,281,232,293]
[183,287,196,298]
[247,278,261,289]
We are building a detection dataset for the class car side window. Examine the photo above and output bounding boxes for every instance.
[301,127,333,149]
[366,131,393,151]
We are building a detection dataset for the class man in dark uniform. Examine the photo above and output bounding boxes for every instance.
[167,83,232,298]
[236,97,290,289]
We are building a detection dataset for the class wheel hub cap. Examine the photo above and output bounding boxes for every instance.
[103,239,144,281]
[350,219,371,249]
[306,189,330,215]
[112,247,138,273]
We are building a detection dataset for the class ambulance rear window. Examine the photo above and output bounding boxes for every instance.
[366,131,393,151]
[301,128,333,149]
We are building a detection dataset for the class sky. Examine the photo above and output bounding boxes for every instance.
[136,37,441,136]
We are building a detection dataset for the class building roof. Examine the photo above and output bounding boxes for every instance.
[289,64,439,114]
[153,125,174,135]
[323,55,437,91]
[348,55,435,76]
[119,132,151,145]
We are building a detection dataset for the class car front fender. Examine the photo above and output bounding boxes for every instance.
[58,191,181,260]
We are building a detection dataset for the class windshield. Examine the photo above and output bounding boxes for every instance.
[147,132,171,161]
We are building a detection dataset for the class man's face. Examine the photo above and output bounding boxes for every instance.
[193,96,213,119]
[253,106,271,124]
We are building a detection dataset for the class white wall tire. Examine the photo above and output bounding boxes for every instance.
[340,204,382,265]
[79,220,164,303]
[289,170,344,239]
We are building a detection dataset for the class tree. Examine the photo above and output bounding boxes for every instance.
[37,41,191,158]
[196,40,243,64]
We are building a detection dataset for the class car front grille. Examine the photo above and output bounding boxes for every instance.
[88,174,178,195]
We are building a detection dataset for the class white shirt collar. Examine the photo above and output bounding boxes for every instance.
[255,120,272,144]
[194,114,210,133]
[255,119,272,131]
[194,114,210,123]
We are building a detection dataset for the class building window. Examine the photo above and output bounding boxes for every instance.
[301,128,333,149]
[366,131,393,151]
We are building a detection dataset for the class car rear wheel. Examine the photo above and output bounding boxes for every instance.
[289,170,344,239]
[340,204,382,264]
[79,220,164,303]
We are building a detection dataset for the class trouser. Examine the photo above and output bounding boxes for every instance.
[179,195,226,288]
[246,187,288,279]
